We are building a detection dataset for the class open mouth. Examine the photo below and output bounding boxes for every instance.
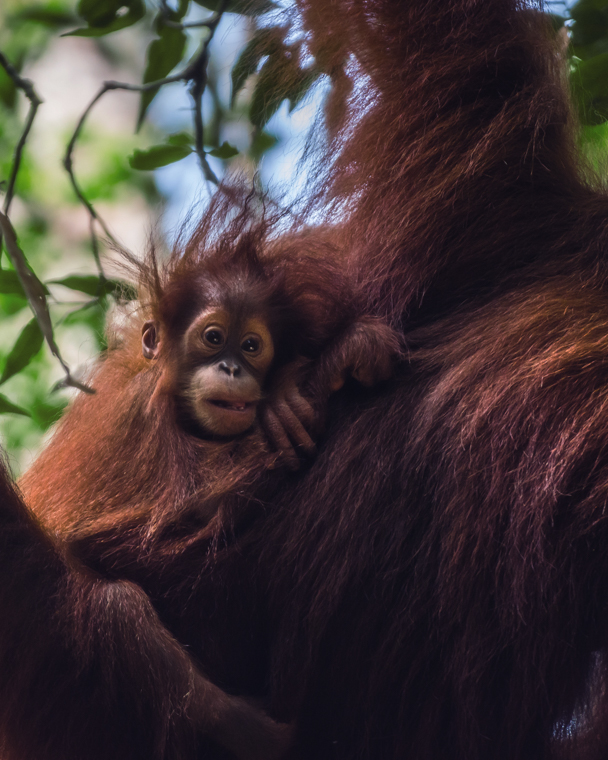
[209,400,253,413]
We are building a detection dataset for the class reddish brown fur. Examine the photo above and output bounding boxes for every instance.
[253,2,608,758]
[3,0,608,759]
[2,196,396,760]
[0,452,295,760]
[22,204,383,540]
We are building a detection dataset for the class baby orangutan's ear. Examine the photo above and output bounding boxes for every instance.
[142,321,161,360]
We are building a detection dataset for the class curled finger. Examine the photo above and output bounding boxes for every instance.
[284,387,317,432]
[260,406,301,471]
[274,398,317,458]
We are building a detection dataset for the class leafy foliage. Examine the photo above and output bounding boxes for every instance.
[137,10,188,129]
[65,0,145,37]
[0,270,27,297]
[0,318,44,385]
[231,24,321,128]
[208,141,239,158]
[0,394,28,416]
[49,275,137,300]
[562,0,608,125]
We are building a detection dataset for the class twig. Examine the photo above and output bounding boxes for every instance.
[64,0,230,241]
[0,51,90,393]
[64,77,184,269]
[162,19,215,29]
[190,0,229,182]
[206,67,224,147]
[0,51,43,256]
[189,44,218,182]
[88,215,105,281]
[63,84,124,253]
[0,211,94,394]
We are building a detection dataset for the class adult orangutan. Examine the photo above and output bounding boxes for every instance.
[2,0,608,758]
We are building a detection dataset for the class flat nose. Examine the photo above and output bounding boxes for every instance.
[218,361,241,377]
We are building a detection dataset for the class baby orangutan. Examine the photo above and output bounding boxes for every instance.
[18,215,400,760]
[138,226,400,468]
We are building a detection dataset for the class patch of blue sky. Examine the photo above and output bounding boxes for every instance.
[148,4,325,243]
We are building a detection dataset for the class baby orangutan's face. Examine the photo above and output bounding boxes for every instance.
[143,306,274,437]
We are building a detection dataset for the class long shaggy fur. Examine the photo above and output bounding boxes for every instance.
[252,2,608,759]
[5,1,608,759]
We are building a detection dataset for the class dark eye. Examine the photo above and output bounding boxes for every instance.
[204,329,224,346]
[241,336,260,354]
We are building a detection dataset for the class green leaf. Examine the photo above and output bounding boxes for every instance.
[31,398,66,429]
[571,52,608,124]
[171,0,191,20]
[104,279,138,301]
[0,394,30,417]
[137,21,187,129]
[249,130,278,162]
[0,295,28,317]
[49,275,137,300]
[0,318,44,386]
[250,51,293,128]
[129,144,193,170]
[77,0,123,27]
[0,270,26,298]
[192,0,277,15]
[11,5,78,28]
[48,274,106,296]
[231,27,284,105]
[208,141,239,159]
[0,65,18,110]
[0,270,49,298]
[64,0,145,37]
[571,7,608,46]
[167,131,194,147]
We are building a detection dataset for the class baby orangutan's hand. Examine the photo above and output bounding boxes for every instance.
[260,319,401,470]
[260,358,319,471]
[321,317,402,393]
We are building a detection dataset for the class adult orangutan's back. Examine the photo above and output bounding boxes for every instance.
[257,2,608,759]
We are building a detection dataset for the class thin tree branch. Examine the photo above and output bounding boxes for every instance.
[64,84,124,251]
[189,44,218,182]
[63,0,229,245]
[63,76,188,270]
[162,19,215,29]
[88,215,105,281]
[0,51,91,393]
[188,0,228,182]
[206,66,225,147]
[0,52,43,255]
